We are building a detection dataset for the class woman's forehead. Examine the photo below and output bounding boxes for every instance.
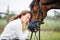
[25,13,31,16]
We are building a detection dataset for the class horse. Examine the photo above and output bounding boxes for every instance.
[29,0,60,24]
[28,0,60,32]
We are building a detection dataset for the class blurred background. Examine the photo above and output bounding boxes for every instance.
[0,0,60,40]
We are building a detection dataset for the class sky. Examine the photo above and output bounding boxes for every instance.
[0,0,60,16]
[0,0,32,13]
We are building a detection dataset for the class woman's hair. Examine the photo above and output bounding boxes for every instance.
[9,10,32,22]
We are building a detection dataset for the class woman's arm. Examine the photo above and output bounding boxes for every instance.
[13,21,29,40]
[15,26,29,40]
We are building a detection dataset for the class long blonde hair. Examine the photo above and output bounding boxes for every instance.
[9,10,32,22]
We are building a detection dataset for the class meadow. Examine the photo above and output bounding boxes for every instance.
[0,19,7,34]
[28,31,60,40]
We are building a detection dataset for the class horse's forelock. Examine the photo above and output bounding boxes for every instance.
[30,0,39,9]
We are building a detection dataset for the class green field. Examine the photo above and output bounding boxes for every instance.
[0,19,7,34]
[41,19,60,29]
[28,31,60,40]
[0,19,60,40]
[40,31,60,40]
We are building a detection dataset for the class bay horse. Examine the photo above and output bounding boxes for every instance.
[28,0,60,32]
[29,0,60,24]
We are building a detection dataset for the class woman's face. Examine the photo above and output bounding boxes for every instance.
[21,13,31,24]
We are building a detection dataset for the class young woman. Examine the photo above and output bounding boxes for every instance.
[0,10,32,40]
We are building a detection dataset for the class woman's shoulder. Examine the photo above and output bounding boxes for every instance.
[6,18,22,27]
[9,18,21,24]
[5,18,22,30]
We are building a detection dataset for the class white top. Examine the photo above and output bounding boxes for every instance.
[0,18,29,40]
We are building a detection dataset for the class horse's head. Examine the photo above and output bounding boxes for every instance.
[28,0,44,32]
[30,0,44,22]
[30,0,39,13]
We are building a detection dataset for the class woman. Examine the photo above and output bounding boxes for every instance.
[0,10,32,40]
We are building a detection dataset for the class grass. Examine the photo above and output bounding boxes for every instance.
[0,19,7,34]
[28,31,60,40]
[0,19,7,27]
[40,31,60,40]
[41,19,60,29]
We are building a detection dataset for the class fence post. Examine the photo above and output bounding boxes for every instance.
[6,5,10,23]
